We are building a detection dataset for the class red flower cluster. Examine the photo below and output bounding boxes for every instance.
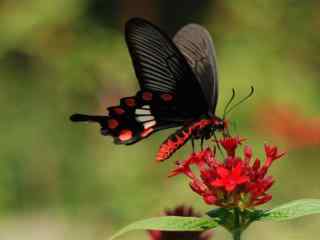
[169,137,285,209]
[149,205,213,240]
[256,103,320,149]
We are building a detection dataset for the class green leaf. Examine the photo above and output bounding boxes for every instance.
[109,216,218,240]
[260,199,320,221]
[241,209,266,223]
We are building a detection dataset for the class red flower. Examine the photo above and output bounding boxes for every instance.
[149,205,213,240]
[219,137,245,157]
[255,103,320,149]
[211,162,249,192]
[169,137,285,209]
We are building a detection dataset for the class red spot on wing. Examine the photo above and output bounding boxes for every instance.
[114,107,125,115]
[142,91,153,101]
[108,119,119,129]
[161,93,173,102]
[140,128,154,138]
[125,98,136,107]
[119,129,133,141]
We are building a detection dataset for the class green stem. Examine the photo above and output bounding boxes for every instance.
[233,231,241,240]
[232,208,242,240]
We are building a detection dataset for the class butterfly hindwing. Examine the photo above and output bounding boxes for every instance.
[101,91,181,145]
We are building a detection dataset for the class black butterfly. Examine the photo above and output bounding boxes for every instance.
[70,18,228,161]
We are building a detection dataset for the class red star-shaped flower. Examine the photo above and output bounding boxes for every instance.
[169,136,285,208]
[211,162,249,192]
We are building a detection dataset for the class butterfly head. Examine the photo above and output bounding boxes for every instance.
[212,117,229,136]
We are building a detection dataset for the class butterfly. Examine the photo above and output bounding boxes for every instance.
[70,17,228,161]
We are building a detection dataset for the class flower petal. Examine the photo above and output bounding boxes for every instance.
[216,166,230,178]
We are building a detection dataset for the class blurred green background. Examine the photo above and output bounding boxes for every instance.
[1,0,320,239]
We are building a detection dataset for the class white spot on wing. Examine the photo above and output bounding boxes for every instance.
[136,115,155,122]
[142,105,150,109]
[135,109,151,115]
[143,121,156,129]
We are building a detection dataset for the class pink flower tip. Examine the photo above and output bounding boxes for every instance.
[264,144,286,160]
[203,195,217,205]
[219,136,246,156]
[244,145,252,160]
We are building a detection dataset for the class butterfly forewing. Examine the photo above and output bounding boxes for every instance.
[125,18,209,120]
[173,24,219,116]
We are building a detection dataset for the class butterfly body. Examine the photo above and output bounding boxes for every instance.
[156,116,225,161]
[70,18,227,160]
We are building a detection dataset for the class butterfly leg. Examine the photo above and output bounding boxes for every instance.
[191,137,195,153]
[213,132,224,159]
[200,137,204,151]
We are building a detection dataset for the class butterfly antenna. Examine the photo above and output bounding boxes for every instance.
[225,86,254,116]
[223,88,236,119]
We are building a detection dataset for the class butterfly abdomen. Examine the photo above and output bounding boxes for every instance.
[156,118,212,161]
